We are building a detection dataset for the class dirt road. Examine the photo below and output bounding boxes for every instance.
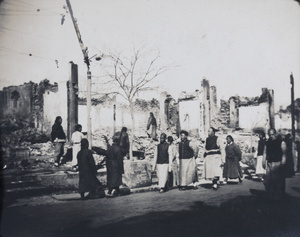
[1,176,300,237]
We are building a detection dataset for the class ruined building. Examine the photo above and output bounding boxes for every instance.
[160,78,219,138]
[0,62,79,140]
[228,88,275,132]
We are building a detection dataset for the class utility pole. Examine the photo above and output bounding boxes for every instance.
[66,0,92,148]
[290,73,295,142]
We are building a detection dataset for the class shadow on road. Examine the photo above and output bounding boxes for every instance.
[55,190,300,237]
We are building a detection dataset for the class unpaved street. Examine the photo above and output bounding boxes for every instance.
[1,176,300,237]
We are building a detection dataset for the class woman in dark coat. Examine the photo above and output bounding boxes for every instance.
[106,132,124,197]
[77,139,103,200]
[223,135,243,183]
[119,127,130,159]
[51,116,66,167]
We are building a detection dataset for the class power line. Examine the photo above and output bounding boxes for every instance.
[1,1,65,16]
[0,26,53,40]
[0,45,67,67]
[12,0,64,15]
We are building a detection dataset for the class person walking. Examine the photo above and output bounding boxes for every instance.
[168,136,179,188]
[263,128,287,200]
[71,124,85,169]
[77,138,104,200]
[284,134,295,178]
[106,132,125,197]
[178,130,198,190]
[119,127,130,159]
[147,112,157,140]
[255,131,266,181]
[51,116,66,167]
[202,127,224,190]
[223,135,243,183]
[152,133,172,193]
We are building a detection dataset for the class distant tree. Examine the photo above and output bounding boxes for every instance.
[103,47,171,160]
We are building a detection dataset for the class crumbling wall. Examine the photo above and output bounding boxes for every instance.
[178,99,201,138]
[275,112,291,133]
[43,82,68,135]
[0,82,35,122]
[78,97,160,137]
[239,102,270,132]
[229,97,239,128]
[219,99,230,127]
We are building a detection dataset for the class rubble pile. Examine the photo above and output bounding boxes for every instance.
[30,142,54,157]
[134,137,156,160]
[1,117,50,147]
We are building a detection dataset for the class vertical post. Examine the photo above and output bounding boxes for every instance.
[290,73,295,141]
[202,78,210,136]
[66,0,92,147]
[87,70,92,148]
[67,62,78,140]
[113,104,116,134]
[268,89,275,129]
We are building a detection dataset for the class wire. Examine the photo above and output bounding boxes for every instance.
[0,26,52,40]
[0,45,67,66]
[12,0,63,15]
[1,0,65,16]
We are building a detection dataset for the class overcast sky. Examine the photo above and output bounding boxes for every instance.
[0,0,299,110]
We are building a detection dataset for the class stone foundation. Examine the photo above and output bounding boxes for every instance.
[37,160,152,190]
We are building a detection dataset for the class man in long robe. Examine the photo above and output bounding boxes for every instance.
[106,132,124,197]
[152,133,172,193]
[202,127,224,190]
[178,130,198,190]
[263,128,286,200]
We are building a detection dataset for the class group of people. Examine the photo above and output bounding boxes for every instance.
[51,115,295,201]
[51,116,127,199]
[153,126,295,202]
[152,127,244,193]
[255,129,297,200]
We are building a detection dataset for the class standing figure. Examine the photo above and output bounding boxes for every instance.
[119,127,130,159]
[152,133,172,193]
[178,130,199,190]
[77,139,103,200]
[202,127,224,190]
[51,116,66,167]
[71,124,85,168]
[296,140,300,173]
[168,136,179,188]
[106,132,124,197]
[263,128,287,200]
[223,135,243,183]
[147,112,157,140]
[284,134,294,178]
[255,131,266,180]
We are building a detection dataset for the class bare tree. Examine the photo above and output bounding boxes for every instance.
[103,47,171,160]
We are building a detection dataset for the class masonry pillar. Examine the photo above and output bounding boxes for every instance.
[268,89,275,129]
[210,85,218,122]
[67,62,79,141]
[160,91,168,131]
[229,97,239,128]
[202,78,210,136]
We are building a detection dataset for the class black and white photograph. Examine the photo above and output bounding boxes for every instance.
[0,0,300,236]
